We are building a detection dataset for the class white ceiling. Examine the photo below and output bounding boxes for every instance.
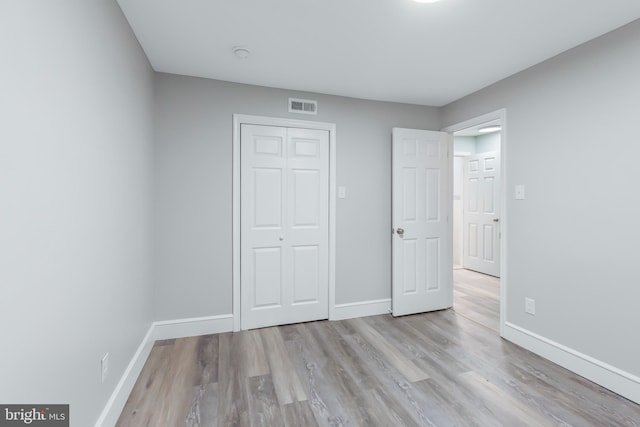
[116,0,640,106]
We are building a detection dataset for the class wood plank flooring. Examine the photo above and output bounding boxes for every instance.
[117,273,640,426]
[453,268,500,332]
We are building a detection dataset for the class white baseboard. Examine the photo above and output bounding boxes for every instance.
[331,298,391,321]
[95,314,234,427]
[503,321,640,405]
[151,314,234,341]
[94,325,155,427]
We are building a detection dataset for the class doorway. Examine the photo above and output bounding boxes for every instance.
[442,110,506,335]
[455,121,501,277]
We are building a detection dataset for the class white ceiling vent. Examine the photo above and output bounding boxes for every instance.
[289,98,317,115]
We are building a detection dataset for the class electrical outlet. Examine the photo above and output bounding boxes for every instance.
[101,353,109,383]
[525,298,536,315]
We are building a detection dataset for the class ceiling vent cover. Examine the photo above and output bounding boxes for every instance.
[289,98,318,115]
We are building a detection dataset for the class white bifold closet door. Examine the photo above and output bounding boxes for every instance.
[241,124,329,330]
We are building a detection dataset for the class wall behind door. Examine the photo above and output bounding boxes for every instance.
[453,136,476,267]
[153,74,440,320]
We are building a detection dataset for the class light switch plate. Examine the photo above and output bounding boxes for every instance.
[338,186,346,199]
[515,185,525,200]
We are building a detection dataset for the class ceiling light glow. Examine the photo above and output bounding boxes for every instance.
[412,0,441,3]
[478,125,502,133]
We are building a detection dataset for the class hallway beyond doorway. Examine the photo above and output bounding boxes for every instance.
[453,268,499,332]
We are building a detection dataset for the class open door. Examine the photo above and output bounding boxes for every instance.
[463,151,501,277]
[392,128,453,316]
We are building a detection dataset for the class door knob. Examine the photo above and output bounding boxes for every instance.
[492,218,499,222]
[397,228,405,236]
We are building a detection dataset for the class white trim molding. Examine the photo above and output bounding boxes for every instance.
[331,298,391,321]
[152,314,234,341]
[232,114,337,331]
[95,314,234,426]
[95,325,154,427]
[503,322,640,405]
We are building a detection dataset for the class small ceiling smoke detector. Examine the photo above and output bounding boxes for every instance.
[232,46,251,59]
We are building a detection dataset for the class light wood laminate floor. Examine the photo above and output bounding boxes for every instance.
[453,268,500,332]
[117,276,640,426]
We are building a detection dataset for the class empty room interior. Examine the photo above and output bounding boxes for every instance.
[3,1,640,426]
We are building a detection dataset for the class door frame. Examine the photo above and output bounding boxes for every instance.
[232,114,337,331]
[441,108,507,337]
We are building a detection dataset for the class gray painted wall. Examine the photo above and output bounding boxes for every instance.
[443,19,640,377]
[476,132,500,154]
[0,2,154,425]
[453,133,500,155]
[153,74,440,319]
[453,136,476,155]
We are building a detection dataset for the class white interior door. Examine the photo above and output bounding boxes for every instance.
[463,151,501,277]
[392,128,453,316]
[241,124,329,330]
